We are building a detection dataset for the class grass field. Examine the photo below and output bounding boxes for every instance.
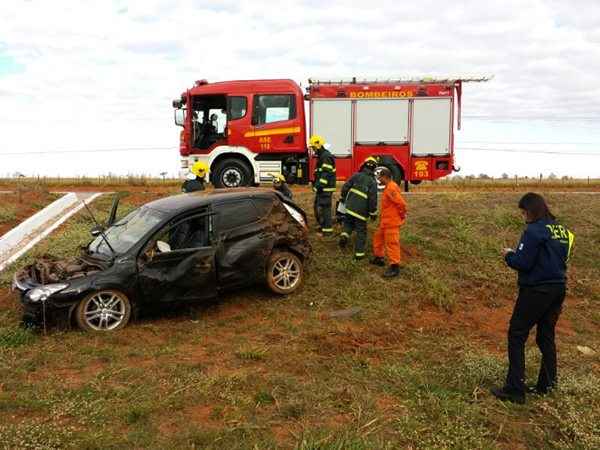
[0,189,599,449]
[0,175,599,193]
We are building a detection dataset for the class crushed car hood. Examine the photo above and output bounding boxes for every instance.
[16,254,109,286]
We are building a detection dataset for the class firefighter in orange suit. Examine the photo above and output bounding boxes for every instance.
[370,167,407,277]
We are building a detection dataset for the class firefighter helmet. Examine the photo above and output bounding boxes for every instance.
[309,135,325,149]
[191,161,209,177]
[270,173,286,185]
[363,156,378,170]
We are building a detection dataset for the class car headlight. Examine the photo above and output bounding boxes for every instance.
[26,283,69,302]
[12,273,28,291]
[283,203,307,228]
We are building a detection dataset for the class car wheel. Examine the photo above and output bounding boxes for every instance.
[266,251,303,295]
[75,289,132,332]
[213,158,252,188]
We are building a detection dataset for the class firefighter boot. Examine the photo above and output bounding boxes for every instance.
[339,232,349,249]
[370,256,385,267]
[383,264,400,278]
[490,386,526,404]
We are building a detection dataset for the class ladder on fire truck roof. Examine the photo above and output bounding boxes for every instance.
[308,76,493,85]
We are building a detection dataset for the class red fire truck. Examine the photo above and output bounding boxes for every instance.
[172,77,488,190]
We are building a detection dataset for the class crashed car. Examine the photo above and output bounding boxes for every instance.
[13,189,310,332]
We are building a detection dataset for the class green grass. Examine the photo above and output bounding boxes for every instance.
[0,190,599,449]
[0,327,36,349]
[0,204,17,223]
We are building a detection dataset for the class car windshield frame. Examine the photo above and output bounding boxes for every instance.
[89,206,167,256]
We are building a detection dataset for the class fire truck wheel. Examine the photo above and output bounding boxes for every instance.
[375,163,403,189]
[213,158,252,188]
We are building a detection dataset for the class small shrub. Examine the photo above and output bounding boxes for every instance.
[124,406,150,425]
[254,390,275,406]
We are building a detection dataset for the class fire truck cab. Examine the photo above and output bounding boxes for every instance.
[173,79,308,188]
[173,77,489,189]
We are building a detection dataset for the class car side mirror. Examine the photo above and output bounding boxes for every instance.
[91,225,104,237]
[156,240,171,253]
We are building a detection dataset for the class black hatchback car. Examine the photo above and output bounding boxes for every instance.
[13,189,310,332]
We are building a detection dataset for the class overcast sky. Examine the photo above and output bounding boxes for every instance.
[1,0,599,178]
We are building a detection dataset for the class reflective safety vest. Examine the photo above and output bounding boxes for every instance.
[313,149,336,193]
[340,168,378,221]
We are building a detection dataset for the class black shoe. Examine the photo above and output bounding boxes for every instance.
[526,384,552,395]
[383,264,400,278]
[490,386,525,404]
[339,235,348,248]
[354,254,365,261]
[369,256,385,267]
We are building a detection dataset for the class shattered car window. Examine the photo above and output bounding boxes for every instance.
[90,207,165,255]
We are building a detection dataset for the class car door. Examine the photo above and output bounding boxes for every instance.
[137,212,217,304]
[212,197,274,289]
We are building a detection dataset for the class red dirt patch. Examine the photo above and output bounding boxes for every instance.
[407,297,575,353]
[27,359,107,388]
[0,191,57,236]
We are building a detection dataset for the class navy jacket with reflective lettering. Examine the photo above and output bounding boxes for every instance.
[505,218,574,287]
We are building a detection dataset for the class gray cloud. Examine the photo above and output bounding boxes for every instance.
[0,0,598,176]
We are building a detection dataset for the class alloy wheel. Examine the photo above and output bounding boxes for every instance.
[271,256,301,291]
[82,291,127,331]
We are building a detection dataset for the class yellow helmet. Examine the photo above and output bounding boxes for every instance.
[191,161,209,177]
[309,135,325,149]
[269,173,286,184]
[363,156,378,169]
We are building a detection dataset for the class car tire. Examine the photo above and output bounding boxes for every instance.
[213,158,252,188]
[75,289,132,332]
[266,251,303,295]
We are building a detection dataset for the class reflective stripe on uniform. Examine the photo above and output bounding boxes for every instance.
[319,178,328,185]
[567,230,575,261]
[346,209,368,221]
[349,188,368,199]
[355,252,365,257]
[340,232,350,238]
[323,187,336,192]
[321,163,335,171]
[369,211,378,216]
[321,228,333,232]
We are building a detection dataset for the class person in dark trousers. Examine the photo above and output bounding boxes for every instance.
[491,193,575,404]
[271,173,293,200]
[339,157,378,259]
[310,135,336,236]
[182,161,208,193]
